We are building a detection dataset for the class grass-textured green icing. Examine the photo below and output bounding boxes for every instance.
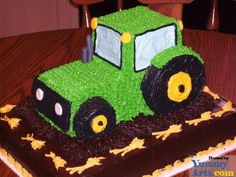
[99,6,178,35]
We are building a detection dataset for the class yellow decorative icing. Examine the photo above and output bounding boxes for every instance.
[143,136,236,177]
[203,86,220,99]
[0,115,21,129]
[167,72,192,102]
[177,20,184,30]
[66,157,105,175]
[212,101,235,117]
[185,102,235,126]
[0,104,16,113]
[143,165,173,177]
[91,115,108,133]
[152,124,182,140]
[110,137,145,156]
[185,111,212,126]
[0,147,33,177]
[172,160,182,170]
[21,134,45,150]
[121,32,132,44]
[91,17,98,30]
[45,151,67,170]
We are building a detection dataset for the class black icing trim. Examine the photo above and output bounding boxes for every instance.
[98,24,121,35]
[94,24,122,70]
[134,23,178,72]
[174,23,178,46]
[32,78,71,132]
[141,55,205,114]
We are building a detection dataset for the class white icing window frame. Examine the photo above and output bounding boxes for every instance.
[94,25,122,69]
[134,24,177,72]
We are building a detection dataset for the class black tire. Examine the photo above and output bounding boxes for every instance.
[74,97,116,140]
[141,55,205,114]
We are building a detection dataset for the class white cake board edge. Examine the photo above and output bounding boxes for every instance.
[0,146,32,177]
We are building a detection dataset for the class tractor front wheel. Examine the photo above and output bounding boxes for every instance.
[74,97,116,140]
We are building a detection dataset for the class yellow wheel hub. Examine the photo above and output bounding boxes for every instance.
[91,115,108,133]
[167,71,192,102]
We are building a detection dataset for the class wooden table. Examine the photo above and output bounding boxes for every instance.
[0,28,236,177]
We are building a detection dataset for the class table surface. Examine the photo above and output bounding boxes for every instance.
[0,28,236,177]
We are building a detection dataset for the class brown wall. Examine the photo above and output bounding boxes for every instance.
[0,0,79,38]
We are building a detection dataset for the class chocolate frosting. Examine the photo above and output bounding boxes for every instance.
[1,93,235,177]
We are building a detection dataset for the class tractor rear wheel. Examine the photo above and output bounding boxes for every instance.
[141,55,205,115]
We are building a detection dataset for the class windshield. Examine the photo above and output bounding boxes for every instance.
[94,25,121,68]
[134,24,176,71]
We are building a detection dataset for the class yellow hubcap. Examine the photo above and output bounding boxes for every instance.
[167,71,192,102]
[91,115,108,133]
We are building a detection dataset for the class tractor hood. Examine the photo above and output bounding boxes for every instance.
[37,57,120,105]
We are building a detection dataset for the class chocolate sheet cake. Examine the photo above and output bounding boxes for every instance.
[0,89,236,177]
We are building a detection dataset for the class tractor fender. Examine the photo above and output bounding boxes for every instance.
[151,46,204,69]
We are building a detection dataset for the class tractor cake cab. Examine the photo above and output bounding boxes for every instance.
[32,7,205,140]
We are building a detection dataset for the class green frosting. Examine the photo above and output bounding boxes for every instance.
[37,6,203,137]
[99,6,178,35]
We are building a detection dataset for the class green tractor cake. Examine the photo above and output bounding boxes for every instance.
[32,6,205,140]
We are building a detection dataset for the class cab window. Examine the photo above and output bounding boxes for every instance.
[135,24,176,71]
[95,25,121,68]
